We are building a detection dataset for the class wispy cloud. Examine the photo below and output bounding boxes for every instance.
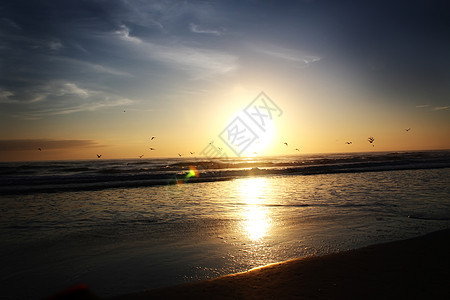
[252,44,320,68]
[0,139,99,151]
[416,105,448,111]
[54,82,89,98]
[115,25,142,43]
[50,57,134,78]
[91,64,133,77]
[152,44,238,78]
[0,89,15,103]
[8,81,133,118]
[48,40,63,51]
[189,23,223,36]
[433,106,449,111]
[112,26,238,78]
[0,17,22,30]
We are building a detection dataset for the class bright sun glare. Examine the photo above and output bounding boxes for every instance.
[246,120,275,157]
[225,110,276,157]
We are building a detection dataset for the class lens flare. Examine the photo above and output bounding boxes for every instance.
[185,166,199,179]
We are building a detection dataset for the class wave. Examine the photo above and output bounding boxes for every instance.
[407,214,450,221]
[0,150,449,195]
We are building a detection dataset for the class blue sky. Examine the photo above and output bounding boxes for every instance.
[0,0,449,160]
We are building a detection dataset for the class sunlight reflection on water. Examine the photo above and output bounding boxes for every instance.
[236,177,272,240]
[244,205,270,240]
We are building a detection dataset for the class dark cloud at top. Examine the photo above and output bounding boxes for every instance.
[0,1,137,117]
[1,0,449,117]
[0,0,242,118]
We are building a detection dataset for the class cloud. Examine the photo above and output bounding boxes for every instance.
[7,81,133,118]
[115,25,142,43]
[150,43,238,77]
[433,106,449,111]
[48,40,63,51]
[0,139,99,151]
[416,105,448,111]
[189,23,223,36]
[111,27,238,78]
[49,57,134,78]
[91,64,133,77]
[0,0,239,121]
[0,89,15,103]
[55,83,89,98]
[0,17,22,30]
[252,44,320,68]
[8,82,90,104]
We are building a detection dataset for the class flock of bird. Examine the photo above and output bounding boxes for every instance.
[36,128,413,159]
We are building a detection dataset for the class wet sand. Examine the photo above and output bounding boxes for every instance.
[110,229,450,300]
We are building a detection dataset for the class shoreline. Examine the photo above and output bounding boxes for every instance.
[108,229,450,299]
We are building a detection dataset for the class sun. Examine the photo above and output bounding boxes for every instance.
[245,119,276,156]
[222,110,277,157]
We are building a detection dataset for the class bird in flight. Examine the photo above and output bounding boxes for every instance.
[96,154,102,158]
[368,136,375,147]
[405,128,411,132]
[284,142,288,146]
[178,153,182,157]
[151,136,155,140]
[149,148,155,150]
[295,148,300,151]
[38,148,42,151]
[190,151,195,154]
[139,155,144,158]
[345,141,352,144]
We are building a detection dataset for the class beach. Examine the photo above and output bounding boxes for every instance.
[110,229,450,299]
[50,229,449,299]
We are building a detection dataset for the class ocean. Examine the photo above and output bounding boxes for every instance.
[1,151,449,298]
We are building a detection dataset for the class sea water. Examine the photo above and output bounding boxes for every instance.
[0,151,449,298]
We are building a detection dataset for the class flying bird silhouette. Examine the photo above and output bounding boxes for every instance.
[368,136,375,147]
[96,154,102,158]
[190,151,195,154]
[405,128,411,132]
[139,155,144,158]
[345,141,352,144]
[149,148,155,150]
[178,153,182,157]
[151,136,155,140]
[38,148,42,151]
[284,142,288,146]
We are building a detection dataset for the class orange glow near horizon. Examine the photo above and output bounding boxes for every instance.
[0,86,449,162]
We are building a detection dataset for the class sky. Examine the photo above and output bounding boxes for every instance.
[0,0,449,161]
